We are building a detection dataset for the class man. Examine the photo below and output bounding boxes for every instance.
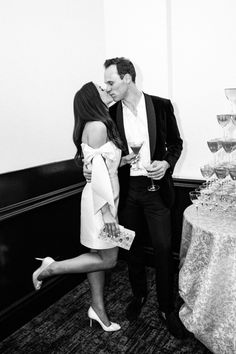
[85,57,186,338]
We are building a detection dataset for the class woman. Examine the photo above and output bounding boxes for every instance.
[32,82,134,332]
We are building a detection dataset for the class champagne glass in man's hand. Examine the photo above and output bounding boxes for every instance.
[128,141,144,171]
[143,161,160,192]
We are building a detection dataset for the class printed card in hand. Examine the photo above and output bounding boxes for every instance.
[98,225,135,250]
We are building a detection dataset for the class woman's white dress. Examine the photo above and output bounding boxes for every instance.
[80,141,121,249]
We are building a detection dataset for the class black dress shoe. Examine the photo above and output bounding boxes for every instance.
[160,311,191,339]
[126,296,147,322]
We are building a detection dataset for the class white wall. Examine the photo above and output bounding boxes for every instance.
[1,0,236,179]
[171,0,236,178]
[0,0,106,173]
[103,0,169,96]
[104,0,236,179]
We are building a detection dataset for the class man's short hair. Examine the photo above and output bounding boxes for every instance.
[104,57,136,83]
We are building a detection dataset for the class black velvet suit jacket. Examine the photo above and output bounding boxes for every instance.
[109,93,183,209]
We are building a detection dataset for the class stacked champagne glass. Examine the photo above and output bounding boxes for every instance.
[190,88,236,218]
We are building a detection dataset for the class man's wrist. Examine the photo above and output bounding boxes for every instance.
[163,160,170,171]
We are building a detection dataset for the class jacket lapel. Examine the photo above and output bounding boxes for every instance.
[144,94,156,158]
[115,95,157,157]
[115,102,129,154]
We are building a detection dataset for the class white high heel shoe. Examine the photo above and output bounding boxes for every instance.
[88,306,121,332]
[32,257,55,291]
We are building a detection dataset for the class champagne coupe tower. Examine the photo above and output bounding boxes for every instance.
[225,89,236,165]
[225,88,236,113]
[196,89,236,216]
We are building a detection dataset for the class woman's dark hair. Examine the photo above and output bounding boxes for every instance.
[73,82,124,157]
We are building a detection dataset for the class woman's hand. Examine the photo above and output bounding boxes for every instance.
[119,152,137,167]
[102,210,120,237]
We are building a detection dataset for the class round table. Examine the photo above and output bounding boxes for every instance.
[179,205,236,354]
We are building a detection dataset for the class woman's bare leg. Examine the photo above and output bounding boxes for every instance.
[37,247,118,281]
[34,248,118,326]
[87,270,112,326]
[86,249,110,326]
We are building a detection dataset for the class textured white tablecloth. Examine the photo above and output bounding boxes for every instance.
[179,205,236,354]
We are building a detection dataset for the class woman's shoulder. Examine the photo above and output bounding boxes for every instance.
[84,121,106,133]
[83,121,107,147]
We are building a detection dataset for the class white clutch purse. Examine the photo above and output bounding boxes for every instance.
[98,225,135,250]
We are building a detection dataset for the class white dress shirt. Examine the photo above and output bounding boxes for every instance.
[122,93,151,176]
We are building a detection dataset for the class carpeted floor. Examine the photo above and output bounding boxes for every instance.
[0,261,211,354]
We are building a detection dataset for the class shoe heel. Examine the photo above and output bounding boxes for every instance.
[89,319,93,327]
[32,257,54,291]
[87,306,120,332]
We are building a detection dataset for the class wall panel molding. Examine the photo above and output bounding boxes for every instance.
[0,182,85,221]
[0,159,86,340]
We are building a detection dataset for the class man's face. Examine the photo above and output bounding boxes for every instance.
[104,65,129,102]
[94,83,113,106]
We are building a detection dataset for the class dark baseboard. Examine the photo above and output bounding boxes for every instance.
[0,159,87,341]
[0,159,84,209]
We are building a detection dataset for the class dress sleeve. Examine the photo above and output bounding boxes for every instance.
[91,154,114,215]
[81,142,116,216]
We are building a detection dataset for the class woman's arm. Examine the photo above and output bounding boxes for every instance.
[85,122,118,235]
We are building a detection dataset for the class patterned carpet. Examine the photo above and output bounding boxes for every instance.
[0,261,211,354]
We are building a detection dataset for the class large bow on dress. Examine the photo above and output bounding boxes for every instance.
[81,142,116,216]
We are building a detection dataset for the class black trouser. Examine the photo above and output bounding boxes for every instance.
[119,176,174,313]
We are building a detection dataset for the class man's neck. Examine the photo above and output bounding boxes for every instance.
[122,85,142,116]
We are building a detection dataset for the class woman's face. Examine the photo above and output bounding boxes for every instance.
[95,83,113,106]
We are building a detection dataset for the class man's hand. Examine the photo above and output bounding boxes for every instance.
[83,163,92,183]
[120,152,137,167]
[147,160,170,180]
